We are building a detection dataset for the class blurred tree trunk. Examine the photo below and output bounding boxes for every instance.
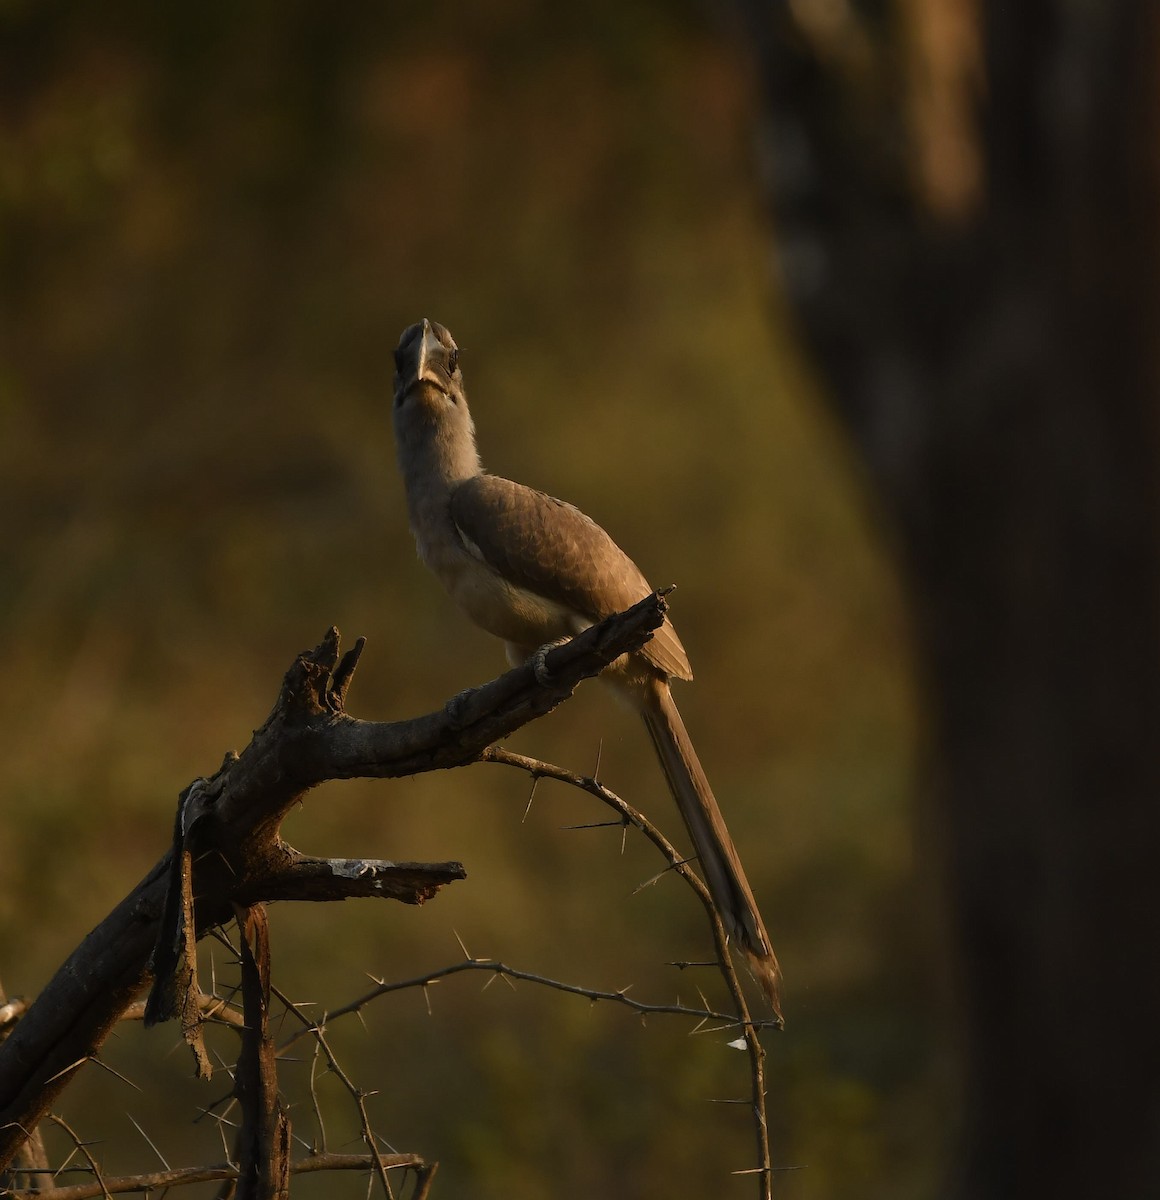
[738,3,1160,1196]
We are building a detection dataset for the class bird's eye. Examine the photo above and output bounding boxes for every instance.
[447,348,460,375]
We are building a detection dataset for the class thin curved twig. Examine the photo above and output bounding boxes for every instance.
[481,746,775,1199]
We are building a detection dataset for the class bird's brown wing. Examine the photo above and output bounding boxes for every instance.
[450,473,692,680]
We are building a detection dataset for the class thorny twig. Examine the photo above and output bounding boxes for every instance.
[482,746,776,1198]
[278,957,770,1048]
[212,744,776,1196]
[208,927,402,1200]
[47,1114,113,1200]
[264,746,778,1195]
[10,1152,426,1200]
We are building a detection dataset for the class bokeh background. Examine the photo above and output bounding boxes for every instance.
[0,4,953,1197]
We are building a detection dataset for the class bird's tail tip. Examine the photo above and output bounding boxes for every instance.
[748,949,785,1029]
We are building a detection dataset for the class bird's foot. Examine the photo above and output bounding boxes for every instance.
[444,685,482,730]
[530,637,572,685]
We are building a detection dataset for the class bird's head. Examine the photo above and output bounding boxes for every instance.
[392,318,479,479]
[393,318,465,410]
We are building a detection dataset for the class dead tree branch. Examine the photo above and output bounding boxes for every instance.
[0,592,667,1170]
[12,1152,427,1200]
[232,906,290,1200]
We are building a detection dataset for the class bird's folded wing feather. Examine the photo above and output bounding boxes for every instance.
[450,474,691,680]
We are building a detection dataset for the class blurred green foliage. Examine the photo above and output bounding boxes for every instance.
[0,2,953,1197]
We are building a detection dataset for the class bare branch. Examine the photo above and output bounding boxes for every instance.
[254,857,466,906]
[46,1114,111,1200]
[232,907,290,1200]
[279,958,761,1051]
[18,1153,427,1200]
[263,977,398,1199]
[121,994,246,1030]
[0,595,665,1169]
[331,636,367,709]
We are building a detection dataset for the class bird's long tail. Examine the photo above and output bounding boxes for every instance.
[640,681,782,1021]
